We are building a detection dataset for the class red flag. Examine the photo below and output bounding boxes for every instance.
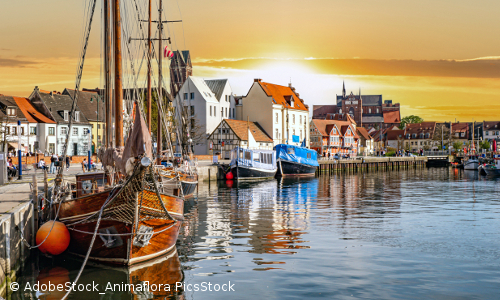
[164,46,174,58]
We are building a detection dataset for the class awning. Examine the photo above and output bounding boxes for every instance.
[7,143,18,150]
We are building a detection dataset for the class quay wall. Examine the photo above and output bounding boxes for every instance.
[0,201,33,298]
[317,157,428,173]
[197,165,218,182]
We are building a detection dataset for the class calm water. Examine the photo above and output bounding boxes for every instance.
[12,168,500,299]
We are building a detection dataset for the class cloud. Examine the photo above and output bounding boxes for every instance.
[0,48,12,51]
[193,57,500,79]
[0,57,39,68]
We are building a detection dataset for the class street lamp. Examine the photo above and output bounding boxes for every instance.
[17,120,22,180]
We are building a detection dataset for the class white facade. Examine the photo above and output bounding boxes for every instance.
[174,76,236,155]
[55,124,93,156]
[240,80,310,147]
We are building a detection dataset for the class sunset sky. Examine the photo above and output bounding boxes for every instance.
[1,0,499,121]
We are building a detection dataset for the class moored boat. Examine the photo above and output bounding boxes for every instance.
[229,146,277,180]
[275,144,318,177]
[483,155,500,177]
[463,155,479,170]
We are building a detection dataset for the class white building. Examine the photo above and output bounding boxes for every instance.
[0,94,56,154]
[236,79,310,147]
[174,77,236,155]
[29,87,93,156]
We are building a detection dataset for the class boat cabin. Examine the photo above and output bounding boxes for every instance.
[74,172,108,198]
[230,147,276,170]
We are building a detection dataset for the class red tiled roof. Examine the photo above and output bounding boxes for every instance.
[451,122,468,133]
[257,80,308,111]
[383,110,401,123]
[405,122,436,138]
[386,129,405,140]
[223,119,273,142]
[311,119,358,138]
[483,121,500,130]
[12,96,55,124]
[356,127,372,140]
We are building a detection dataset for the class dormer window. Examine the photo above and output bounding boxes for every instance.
[64,110,69,121]
[7,107,16,116]
[74,111,80,122]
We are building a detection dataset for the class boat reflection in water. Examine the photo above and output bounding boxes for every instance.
[17,250,184,300]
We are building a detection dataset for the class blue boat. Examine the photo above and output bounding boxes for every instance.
[229,147,277,180]
[275,144,319,177]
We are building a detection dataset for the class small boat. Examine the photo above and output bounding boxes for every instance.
[275,144,318,177]
[463,155,479,170]
[229,146,277,179]
[484,155,500,177]
[478,164,487,176]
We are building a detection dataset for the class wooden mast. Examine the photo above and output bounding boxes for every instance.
[147,0,152,133]
[104,0,113,147]
[113,0,124,147]
[157,0,163,164]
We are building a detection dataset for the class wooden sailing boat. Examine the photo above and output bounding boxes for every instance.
[51,0,185,265]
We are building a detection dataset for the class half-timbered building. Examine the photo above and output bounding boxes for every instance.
[310,119,359,158]
[208,119,273,159]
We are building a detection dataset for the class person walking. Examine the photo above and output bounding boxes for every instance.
[49,153,56,174]
[66,155,70,171]
[81,158,87,173]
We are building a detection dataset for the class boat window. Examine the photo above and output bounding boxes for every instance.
[287,147,295,155]
[244,151,251,160]
[268,154,273,164]
[262,153,266,164]
[253,153,260,162]
[81,180,94,195]
[239,149,243,159]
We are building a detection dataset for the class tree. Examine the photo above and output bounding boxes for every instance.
[399,115,424,130]
[480,140,490,150]
[433,123,453,149]
[453,141,463,152]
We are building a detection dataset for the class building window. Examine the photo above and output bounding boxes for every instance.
[83,128,89,135]
[229,108,231,118]
[214,108,216,117]
[293,129,295,136]
[210,106,212,116]
[12,127,17,135]
[190,92,194,99]
[73,128,78,135]
[7,107,16,116]
[276,128,279,139]
[190,106,195,116]
[376,108,379,113]
[275,113,278,123]
[233,108,235,119]
[49,143,55,154]
[61,127,68,135]
[293,114,295,124]
[97,124,101,129]
[48,127,55,136]
[225,107,228,117]
[63,111,69,121]
[300,130,302,140]
[184,93,188,100]
[369,108,372,113]
[74,111,80,122]
[5,127,9,135]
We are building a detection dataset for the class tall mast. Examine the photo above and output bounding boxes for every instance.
[104,0,113,147]
[147,0,152,133]
[157,0,163,164]
[113,0,124,147]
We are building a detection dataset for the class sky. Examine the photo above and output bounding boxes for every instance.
[1,0,499,122]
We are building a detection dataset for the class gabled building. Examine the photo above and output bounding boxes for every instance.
[310,119,359,157]
[450,122,469,146]
[174,76,236,155]
[403,122,436,152]
[238,79,310,147]
[208,119,273,159]
[385,129,405,150]
[356,127,374,155]
[29,87,92,155]
[482,121,500,144]
[0,94,56,154]
[63,88,105,152]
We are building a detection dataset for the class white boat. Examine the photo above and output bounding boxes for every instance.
[229,147,277,180]
[463,155,479,170]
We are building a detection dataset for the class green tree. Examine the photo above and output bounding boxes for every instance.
[453,141,463,152]
[480,140,490,150]
[399,115,424,130]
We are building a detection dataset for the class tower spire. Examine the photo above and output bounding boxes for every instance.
[342,81,346,99]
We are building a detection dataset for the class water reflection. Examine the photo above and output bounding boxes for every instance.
[13,250,183,300]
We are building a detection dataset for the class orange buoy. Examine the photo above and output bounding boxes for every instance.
[37,266,70,300]
[225,171,234,180]
[36,221,70,255]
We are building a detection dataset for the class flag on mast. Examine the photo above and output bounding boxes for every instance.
[164,46,174,58]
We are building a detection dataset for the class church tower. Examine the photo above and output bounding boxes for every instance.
[170,50,193,98]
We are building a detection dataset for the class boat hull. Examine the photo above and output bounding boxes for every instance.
[484,168,500,177]
[231,165,277,180]
[56,184,184,265]
[276,159,317,177]
[464,160,479,170]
